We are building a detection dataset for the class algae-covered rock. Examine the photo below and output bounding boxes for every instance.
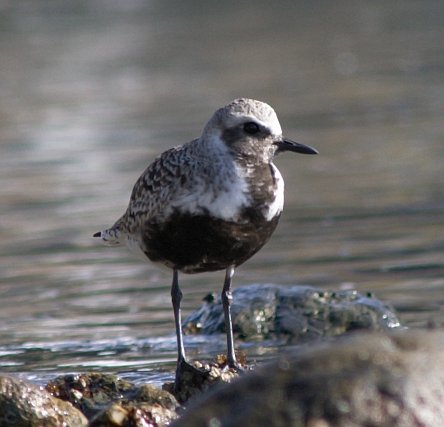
[173,330,444,427]
[0,375,87,427]
[183,284,401,341]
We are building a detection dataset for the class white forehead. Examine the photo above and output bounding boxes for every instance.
[208,98,283,136]
[231,111,282,136]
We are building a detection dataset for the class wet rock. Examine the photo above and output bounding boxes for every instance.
[46,372,135,419]
[89,399,177,427]
[172,329,444,427]
[165,354,248,403]
[0,375,87,427]
[133,383,178,411]
[183,284,401,341]
[46,372,179,426]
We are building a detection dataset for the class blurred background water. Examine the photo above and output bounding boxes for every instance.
[0,0,443,386]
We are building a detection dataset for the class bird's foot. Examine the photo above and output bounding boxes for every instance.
[227,361,245,372]
[215,351,250,373]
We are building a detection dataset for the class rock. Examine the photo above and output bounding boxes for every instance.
[46,372,179,427]
[89,400,178,427]
[183,284,401,342]
[172,330,444,427]
[0,375,87,427]
[46,372,135,419]
[164,355,248,403]
[134,383,179,411]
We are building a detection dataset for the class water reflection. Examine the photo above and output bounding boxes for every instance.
[0,1,443,383]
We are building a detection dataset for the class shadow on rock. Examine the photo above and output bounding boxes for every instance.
[165,353,250,403]
[173,329,444,427]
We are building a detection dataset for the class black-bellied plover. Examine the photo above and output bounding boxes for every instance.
[94,98,317,385]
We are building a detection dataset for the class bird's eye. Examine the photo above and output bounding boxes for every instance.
[243,122,260,135]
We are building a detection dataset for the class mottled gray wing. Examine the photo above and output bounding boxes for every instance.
[117,143,197,233]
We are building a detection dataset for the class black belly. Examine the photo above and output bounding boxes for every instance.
[141,209,280,273]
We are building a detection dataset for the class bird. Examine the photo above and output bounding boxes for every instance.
[93,98,317,386]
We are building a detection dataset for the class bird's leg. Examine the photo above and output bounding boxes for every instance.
[221,265,237,368]
[171,268,186,364]
[172,269,212,396]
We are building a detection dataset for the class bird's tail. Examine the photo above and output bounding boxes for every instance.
[93,227,122,246]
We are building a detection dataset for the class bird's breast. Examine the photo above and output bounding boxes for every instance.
[237,162,284,222]
[263,164,284,221]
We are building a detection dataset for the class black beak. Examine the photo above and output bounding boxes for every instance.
[274,138,318,155]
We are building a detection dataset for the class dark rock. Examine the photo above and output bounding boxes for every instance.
[165,355,248,404]
[0,375,87,427]
[183,284,401,341]
[172,330,444,427]
[46,372,179,427]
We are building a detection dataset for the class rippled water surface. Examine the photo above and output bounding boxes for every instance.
[0,1,443,385]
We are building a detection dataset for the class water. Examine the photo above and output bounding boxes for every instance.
[0,1,443,386]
